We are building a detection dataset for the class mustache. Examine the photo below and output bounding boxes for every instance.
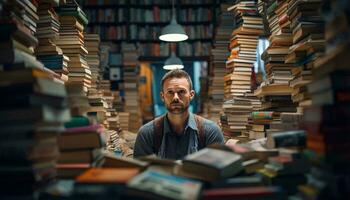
[171,99,180,104]
[171,102,183,105]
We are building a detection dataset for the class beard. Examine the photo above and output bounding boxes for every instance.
[166,101,190,114]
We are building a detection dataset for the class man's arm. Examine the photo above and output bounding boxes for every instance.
[204,120,225,145]
[133,123,155,158]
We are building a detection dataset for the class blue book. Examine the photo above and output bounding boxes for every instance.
[126,170,202,200]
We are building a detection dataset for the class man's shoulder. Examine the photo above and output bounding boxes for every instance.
[138,120,155,134]
[196,115,219,128]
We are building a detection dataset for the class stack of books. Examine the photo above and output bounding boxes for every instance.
[254,83,296,139]
[220,0,263,140]
[258,0,297,118]
[66,83,91,116]
[118,112,130,131]
[106,129,122,154]
[0,68,70,197]
[56,0,91,90]
[85,33,101,91]
[35,0,69,82]
[220,98,253,141]
[225,0,263,98]
[103,91,120,130]
[57,124,105,178]
[0,1,70,197]
[122,43,142,133]
[248,111,274,140]
[259,147,309,195]
[286,0,325,113]
[207,4,234,123]
[298,0,350,198]
[84,34,114,129]
[87,93,109,128]
[244,92,262,111]
[269,112,302,132]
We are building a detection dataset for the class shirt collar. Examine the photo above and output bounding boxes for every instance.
[163,112,198,135]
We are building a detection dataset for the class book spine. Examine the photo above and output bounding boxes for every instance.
[251,111,273,120]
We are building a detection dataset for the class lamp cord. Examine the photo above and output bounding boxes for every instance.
[172,0,175,20]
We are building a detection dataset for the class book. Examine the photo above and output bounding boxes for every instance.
[76,167,140,184]
[101,153,149,169]
[72,168,139,199]
[126,170,202,200]
[182,148,243,182]
[266,130,306,149]
[210,175,264,188]
[58,128,103,151]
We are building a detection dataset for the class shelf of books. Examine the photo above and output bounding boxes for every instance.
[78,0,219,58]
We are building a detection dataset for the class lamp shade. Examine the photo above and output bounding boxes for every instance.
[159,17,188,42]
[163,52,184,70]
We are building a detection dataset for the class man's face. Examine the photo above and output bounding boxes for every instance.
[161,77,195,114]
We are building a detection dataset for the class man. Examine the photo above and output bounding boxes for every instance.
[134,69,224,160]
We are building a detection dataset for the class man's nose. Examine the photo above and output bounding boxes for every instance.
[173,92,180,100]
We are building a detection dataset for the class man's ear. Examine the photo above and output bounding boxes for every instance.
[190,90,195,100]
[160,91,165,102]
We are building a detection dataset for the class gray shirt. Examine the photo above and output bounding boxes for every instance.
[133,113,224,160]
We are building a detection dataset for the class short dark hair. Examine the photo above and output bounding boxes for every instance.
[161,69,193,91]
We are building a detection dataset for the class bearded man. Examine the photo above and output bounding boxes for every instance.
[133,69,224,159]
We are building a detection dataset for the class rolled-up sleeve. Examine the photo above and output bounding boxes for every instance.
[204,120,225,145]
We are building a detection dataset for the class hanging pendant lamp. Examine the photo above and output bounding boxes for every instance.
[159,0,188,42]
[163,52,184,70]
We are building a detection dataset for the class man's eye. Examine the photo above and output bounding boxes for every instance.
[179,90,186,95]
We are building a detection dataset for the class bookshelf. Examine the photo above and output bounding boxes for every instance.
[78,0,220,59]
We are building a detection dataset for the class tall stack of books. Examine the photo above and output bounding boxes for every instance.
[298,0,350,198]
[258,0,296,113]
[0,1,71,197]
[207,4,234,124]
[84,33,111,128]
[220,0,263,140]
[35,0,69,82]
[85,34,100,91]
[252,0,303,141]
[122,43,142,133]
[225,0,263,98]
[56,0,91,90]
[0,69,71,197]
[286,0,325,113]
